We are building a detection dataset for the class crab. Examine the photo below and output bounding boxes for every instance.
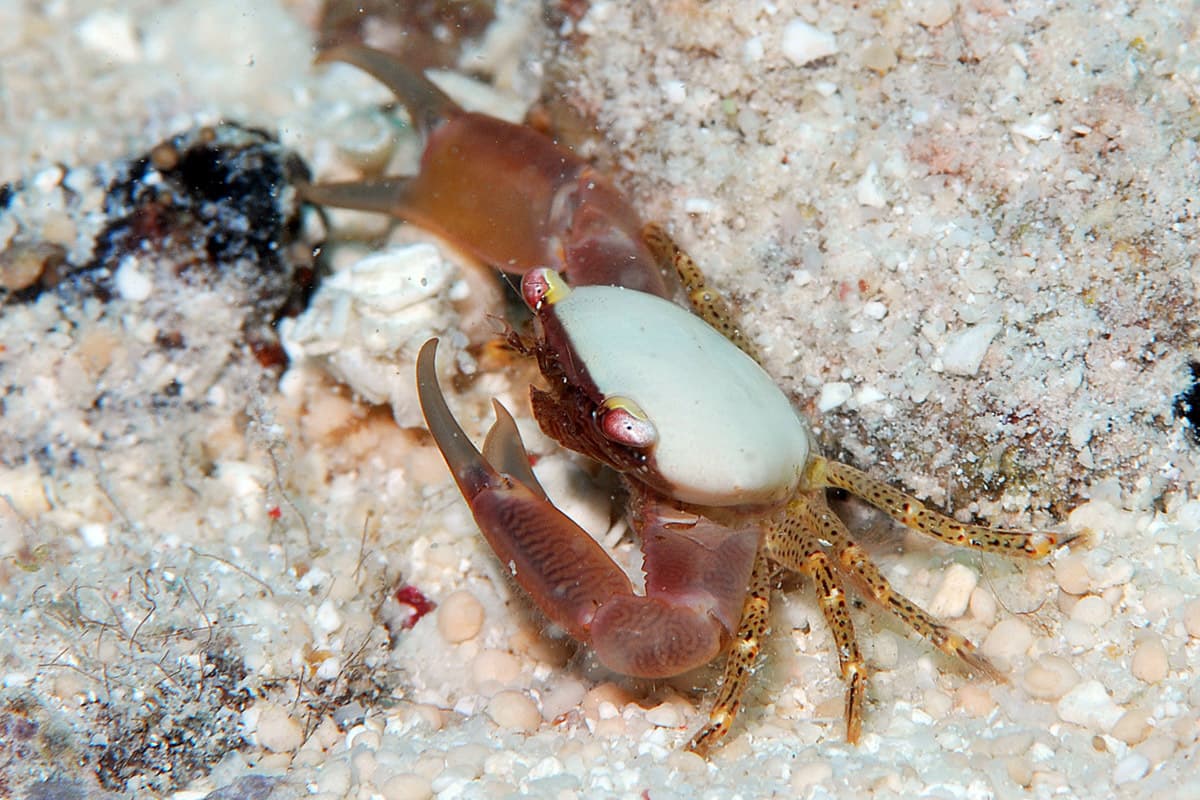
[303,45,1076,753]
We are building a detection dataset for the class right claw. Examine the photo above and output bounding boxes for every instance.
[416,338,635,641]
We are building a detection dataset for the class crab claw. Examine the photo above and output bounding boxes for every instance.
[417,339,635,641]
[416,338,753,678]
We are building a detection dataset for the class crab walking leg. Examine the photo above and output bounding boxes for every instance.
[766,493,868,743]
[811,458,1074,558]
[417,339,751,678]
[641,223,762,363]
[686,547,775,756]
[788,488,1002,683]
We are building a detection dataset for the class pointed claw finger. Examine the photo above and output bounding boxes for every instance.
[416,338,493,498]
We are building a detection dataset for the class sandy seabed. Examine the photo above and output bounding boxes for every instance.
[1,1,1199,798]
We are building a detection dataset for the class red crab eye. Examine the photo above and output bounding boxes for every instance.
[521,267,568,310]
[598,399,657,448]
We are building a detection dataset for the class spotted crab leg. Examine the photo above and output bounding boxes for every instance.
[417,339,757,678]
[686,547,775,756]
[810,458,1077,557]
[642,223,761,362]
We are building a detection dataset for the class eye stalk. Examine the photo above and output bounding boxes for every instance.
[598,396,658,448]
[521,267,571,310]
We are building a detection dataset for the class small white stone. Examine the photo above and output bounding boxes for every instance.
[1055,553,1091,595]
[379,773,433,800]
[916,0,956,28]
[437,590,485,644]
[817,382,853,411]
[76,10,143,63]
[940,323,1001,376]
[791,760,834,791]
[855,162,887,208]
[114,256,153,302]
[662,80,687,103]
[1012,114,1056,141]
[486,690,541,732]
[253,703,304,752]
[928,563,978,618]
[981,618,1033,663]
[1130,635,1169,684]
[78,523,108,548]
[1182,598,1200,638]
[1021,655,1080,700]
[862,301,888,320]
[1070,595,1111,626]
[644,702,683,728]
[1113,752,1150,785]
[1056,679,1124,732]
[314,599,343,635]
[780,19,838,66]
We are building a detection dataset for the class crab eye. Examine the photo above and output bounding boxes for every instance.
[521,267,570,310]
[598,396,657,448]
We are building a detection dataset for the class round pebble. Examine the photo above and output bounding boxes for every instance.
[791,760,834,791]
[487,690,541,733]
[916,0,955,28]
[1131,635,1169,683]
[969,586,997,626]
[1070,595,1112,626]
[437,590,485,643]
[254,703,304,752]
[1112,707,1152,745]
[1055,553,1091,595]
[929,563,978,618]
[379,774,433,800]
[1182,598,1200,638]
[1021,655,1081,700]
[981,618,1033,663]
[780,19,837,66]
[472,648,522,687]
[955,684,996,717]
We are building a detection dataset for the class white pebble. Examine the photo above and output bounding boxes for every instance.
[379,773,433,800]
[644,702,683,728]
[981,618,1033,663]
[1055,553,1091,595]
[78,523,108,548]
[1113,753,1150,785]
[1111,706,1152,745]
[113,256,154,302]
[862,301,888,320]
[253,703,304,752]
[855,162,887,208]
[1070,595,1112,626]
[1056,680,1124,732]
[791,760,834,791]
[780,19,838,66]
[486,690,541,732]
[916,0,955,28]
[1021,655,1080,700]
[437,590,485,643]
[817,382,853,411]
[928,563,978,618]
[1183,598,1200,638]
[1131,635,1169,684]
[940,323,1001,376]
[472,648,522,687]
[314,599,343,635]
[76,10,143,63]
